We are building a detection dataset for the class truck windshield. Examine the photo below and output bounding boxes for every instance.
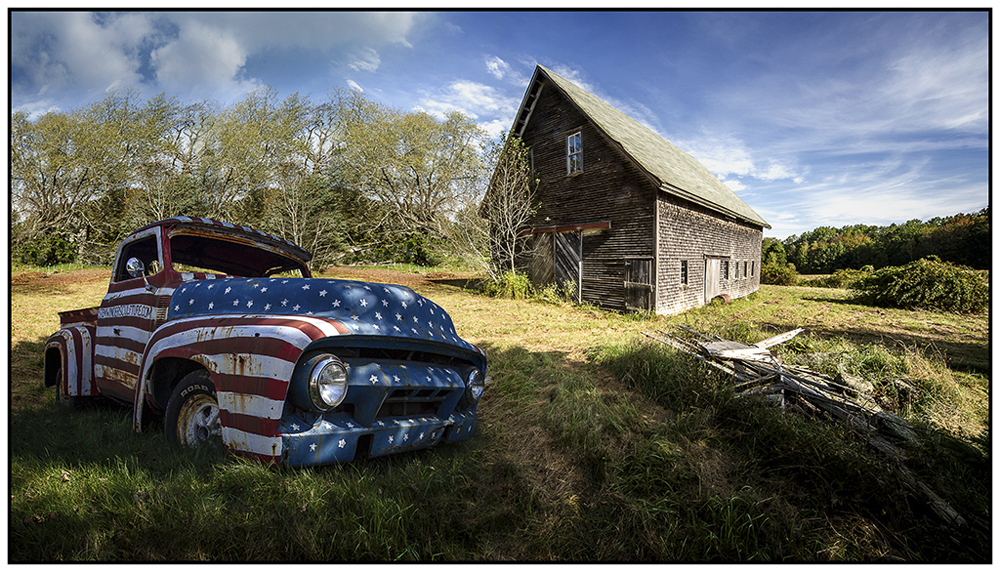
[169,232,310,278]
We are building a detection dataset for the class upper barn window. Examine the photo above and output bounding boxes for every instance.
[567,132,583,175]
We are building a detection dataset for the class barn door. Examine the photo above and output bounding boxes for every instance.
[553,232,582,302]
[704,258,721,303]
[624,258,652,311]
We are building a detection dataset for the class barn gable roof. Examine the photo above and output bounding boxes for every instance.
[522,65,770,229]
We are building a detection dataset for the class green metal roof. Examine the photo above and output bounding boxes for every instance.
[535,65,770,229]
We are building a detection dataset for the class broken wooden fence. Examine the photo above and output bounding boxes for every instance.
[643,325,966,527]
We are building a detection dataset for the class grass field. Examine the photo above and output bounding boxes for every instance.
[9,266,991,562]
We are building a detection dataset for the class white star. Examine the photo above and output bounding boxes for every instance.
[309,443,317,451]
[307,311,313,315]
[426,376,432,382]
[393,375,400,382]
[412,328,419,334]
[388,435,394,444]
[383,287,391,294]
[393,326,401,332]
[352,315,360,321]
[412,316,419,323]
[247,300,253,308]
[375,312,382,320]
[372,324,380,330]
[281,299,289,306]
[174,305,180,311]
[225,287,231,294]
[302,284,310,290]
[339,439,346,449]
[291,423,300,431]
[363,285,371,291]
[282,280,289,284]
[382,299,389,307]
[370,375,378,384]
[401,301,408,309]
[403,433,409,442]
[419,432,425,439]
[188,299,195,305]
[360,298,368,308]
[396,313,403,321]
[208,284,214,289]
[292,304,300,311]
[261,287,267,293]
[319,290,327,297]
[233,299,240,306]
[264,303,271,311]
[208,302,214,310]
[252,283,260,289]
[332,300,341,307]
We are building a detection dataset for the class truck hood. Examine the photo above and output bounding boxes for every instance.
[167,277,476,352]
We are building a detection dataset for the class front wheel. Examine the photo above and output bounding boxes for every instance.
[165,370,221,447]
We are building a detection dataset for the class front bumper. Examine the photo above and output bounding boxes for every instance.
[279,409,477,466]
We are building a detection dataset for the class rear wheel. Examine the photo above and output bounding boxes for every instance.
[165,370,221,447]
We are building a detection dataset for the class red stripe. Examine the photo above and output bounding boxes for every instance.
[216,376,290,402]
[220,410,280,436]
[94,354,141,375]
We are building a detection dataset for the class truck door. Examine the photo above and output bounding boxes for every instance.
[94,228,169,404]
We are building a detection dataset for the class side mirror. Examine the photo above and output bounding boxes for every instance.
[126,257,146,278]
[126,257,154,291]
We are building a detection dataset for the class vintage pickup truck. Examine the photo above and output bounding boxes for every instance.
[44,216,486,466]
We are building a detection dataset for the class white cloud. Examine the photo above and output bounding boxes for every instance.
[347,47,382,73]
[151,20,260,100]
[416,80,519,122]
[486,55,511,80]
[11,12,150,105]
[345,79,364,92]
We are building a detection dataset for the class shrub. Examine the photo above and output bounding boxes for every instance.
[761,261,799,285]
[811,266,872,289]
[849,258,988,313]
[481,270,534,299]
[13,233,78,267]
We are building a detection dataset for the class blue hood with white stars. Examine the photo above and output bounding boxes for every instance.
[168,277,475,351]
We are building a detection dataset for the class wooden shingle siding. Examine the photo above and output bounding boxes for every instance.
[655,193,763,315]
[520,77,656,312]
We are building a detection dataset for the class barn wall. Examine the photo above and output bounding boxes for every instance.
[655,193,764,315]
[520,80,657,312]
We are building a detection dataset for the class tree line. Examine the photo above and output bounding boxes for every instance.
[763,209,990,276]
[11,86,537,277]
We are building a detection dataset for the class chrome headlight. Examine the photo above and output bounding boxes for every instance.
[463,369,485,405]
[293,354,349,411]
[309,356,348,410]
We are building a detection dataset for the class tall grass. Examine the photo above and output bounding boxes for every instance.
[10,265,991,562]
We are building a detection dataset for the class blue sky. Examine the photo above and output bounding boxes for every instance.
[9,10,990,239]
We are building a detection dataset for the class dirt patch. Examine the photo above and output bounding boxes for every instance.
[12,269,111,288]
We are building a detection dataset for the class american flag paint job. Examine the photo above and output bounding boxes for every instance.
[168,277,475,351]
[47,216,486,466]
[45,326,96,397]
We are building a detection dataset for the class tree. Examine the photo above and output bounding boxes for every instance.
[336,90,486,243]
[450,133,539,281]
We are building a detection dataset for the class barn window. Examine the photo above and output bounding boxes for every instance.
[744,261,749,278]
[680,260,688,285]
[750,261,755,277]
[567,132,583,175]
[723,260,729,280]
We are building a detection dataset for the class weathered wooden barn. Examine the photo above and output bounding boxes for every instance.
[509,65,770,315]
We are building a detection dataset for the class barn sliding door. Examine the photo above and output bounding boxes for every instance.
[553,232,582,303]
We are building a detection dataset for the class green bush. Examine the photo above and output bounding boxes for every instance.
[849,258,988,313]
[13,233,78,267]
[481,270,534,299]
[811,266,872,289]
[761,261,799,285]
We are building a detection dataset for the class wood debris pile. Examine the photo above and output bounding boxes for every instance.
[643,325,966,527]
